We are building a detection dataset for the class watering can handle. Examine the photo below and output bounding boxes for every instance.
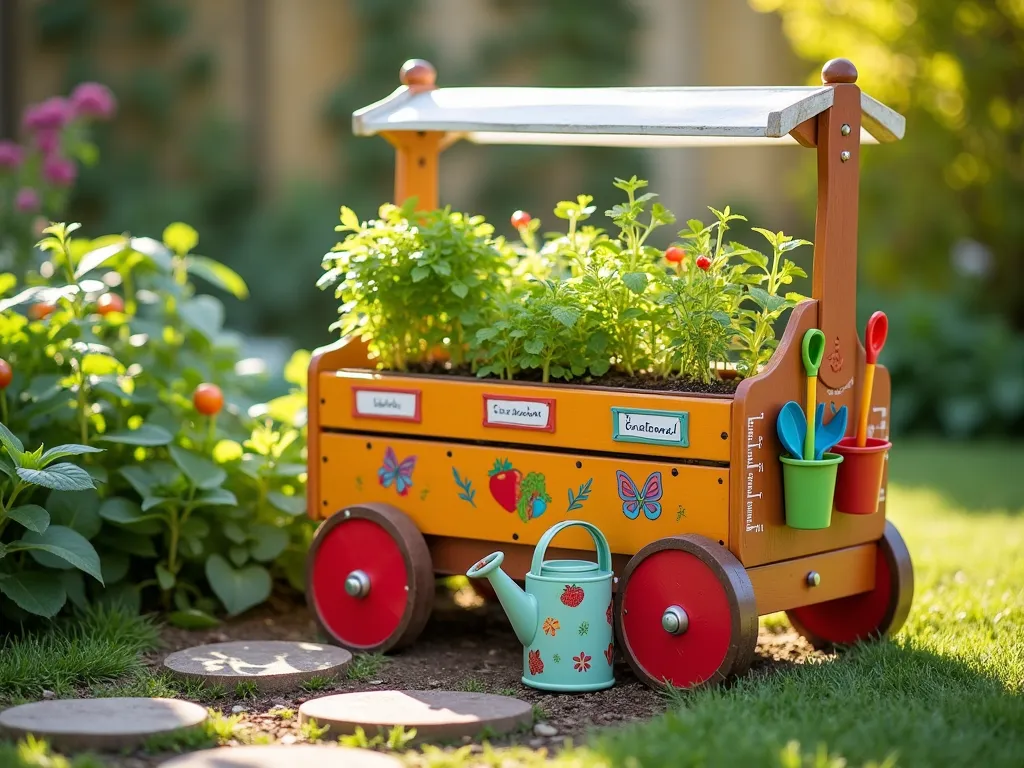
[530,520,613,576]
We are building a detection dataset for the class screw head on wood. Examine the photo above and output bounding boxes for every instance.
[821,58,858,84]
[806,571,821,587]
[400,59,437,87]
[344,569,371,598]
[661,605,689,635]
[840,150,852,162]
[841,124,851,136]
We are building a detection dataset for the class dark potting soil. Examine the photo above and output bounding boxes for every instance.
[402,362,740,396]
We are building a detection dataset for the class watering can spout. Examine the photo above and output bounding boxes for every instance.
[466,552,537,646]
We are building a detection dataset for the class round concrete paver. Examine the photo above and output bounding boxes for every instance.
[0,697,207,751]
[160,744,402,767]
[299,690,533,743]
[163,640,352,692]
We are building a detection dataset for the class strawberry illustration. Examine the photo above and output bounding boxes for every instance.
[560,584,585,608]
[604,643,615,666]
[528,649,544,675]
[606,599,614,625]
[488,459,522,513]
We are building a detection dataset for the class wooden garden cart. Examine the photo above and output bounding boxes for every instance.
[305,58,914,690]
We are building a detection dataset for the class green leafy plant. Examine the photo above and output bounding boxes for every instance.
[732,228,809,374]
[0,221,310,622]
[320,203,509,370]
[324,176,810,389]
[0,422,105,617]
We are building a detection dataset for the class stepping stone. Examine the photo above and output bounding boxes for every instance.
[160,744,402,767]
[299,690,533,743]
[0,697,207,752]
[163,640,352,693]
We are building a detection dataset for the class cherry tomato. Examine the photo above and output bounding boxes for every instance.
[665,246,685,264]
[193,383,224,416]
[510,210,532,229]
[696,255,712,271]
[97,293,125,316]
[0,359,12,390]
[28,302,55,321]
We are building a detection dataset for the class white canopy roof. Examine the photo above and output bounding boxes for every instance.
[353,85,905,148]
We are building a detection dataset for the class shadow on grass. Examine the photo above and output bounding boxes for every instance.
[888,439,1024,513]
[586,640,1024,768]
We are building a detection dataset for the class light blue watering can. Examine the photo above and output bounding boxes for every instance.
[466,520,614,692]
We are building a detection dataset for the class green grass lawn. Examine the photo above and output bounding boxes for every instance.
[575,439,1024,768]
[1,441,1021,767]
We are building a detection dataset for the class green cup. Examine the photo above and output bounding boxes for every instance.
[780,452,844,530]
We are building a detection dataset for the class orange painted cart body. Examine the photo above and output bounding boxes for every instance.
[304,58,913,689]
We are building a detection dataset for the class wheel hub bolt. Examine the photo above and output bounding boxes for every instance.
[661,605,689,635]
[345,569,371,599]
[806,571,821,587]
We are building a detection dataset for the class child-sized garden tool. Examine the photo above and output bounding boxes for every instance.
[776,401,807,460]
[801,329,826,460]
[856,311,888,447]
[466,520,614,692]
[813,402,849,460]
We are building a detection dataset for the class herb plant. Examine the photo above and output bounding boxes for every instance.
[320,203,510,370]
[322,176,810,389]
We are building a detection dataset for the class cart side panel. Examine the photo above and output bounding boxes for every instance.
[319,371,733,462]
[306,336,372,519]
[730,300,889,567]
[317,433,730,555]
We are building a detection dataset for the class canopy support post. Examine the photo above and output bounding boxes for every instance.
[812,58,862,391]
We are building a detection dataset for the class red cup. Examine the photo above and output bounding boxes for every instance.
[832,436,891,515]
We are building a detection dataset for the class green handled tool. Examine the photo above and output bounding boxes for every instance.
[801,328,826,461]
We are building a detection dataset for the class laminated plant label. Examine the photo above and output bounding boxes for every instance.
[611,407,689,447]
[352,387,421,422]
[482,395,555,432]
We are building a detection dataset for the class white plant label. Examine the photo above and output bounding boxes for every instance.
[483,396,555,431]
[352,388,420,422]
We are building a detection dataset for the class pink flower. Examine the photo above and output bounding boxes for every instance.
[69,82,117,120]
[23,97,71,131]
[34,128,60,155]
[0,140,23,169]
[14,188,40,214]
[42,155,77,187]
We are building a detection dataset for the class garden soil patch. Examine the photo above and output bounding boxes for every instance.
[104,586,827,766]
[401,363,740,395]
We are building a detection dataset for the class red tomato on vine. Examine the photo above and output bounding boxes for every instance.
[193,383,224,416]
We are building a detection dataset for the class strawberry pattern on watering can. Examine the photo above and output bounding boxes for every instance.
[466,520,615,692]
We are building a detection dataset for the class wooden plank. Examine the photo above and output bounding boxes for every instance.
[747,543,876,615]
[319,371,734,462]
[317,433,730,555]
[729,301,889,567]
[813,83,862,391]
[353,85,903,145]
[860,92,906,142]
[427,535,633,581]
[355,86,836,139]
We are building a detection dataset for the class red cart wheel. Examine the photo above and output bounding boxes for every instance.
[787,521,913,648]
[616,535,758,690]
[307,503,433,653]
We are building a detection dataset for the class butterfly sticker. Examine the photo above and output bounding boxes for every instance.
[616,470,663,520]
[378,447,416,496]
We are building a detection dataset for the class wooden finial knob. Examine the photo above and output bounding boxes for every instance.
[400,59,437,87]
[822,58,858,84]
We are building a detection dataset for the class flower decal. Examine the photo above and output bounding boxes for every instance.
[573,651,592,672]
[542,617,561,636]
[604,643,615,666]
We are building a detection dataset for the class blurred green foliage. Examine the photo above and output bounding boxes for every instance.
[753,0,1024,436]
